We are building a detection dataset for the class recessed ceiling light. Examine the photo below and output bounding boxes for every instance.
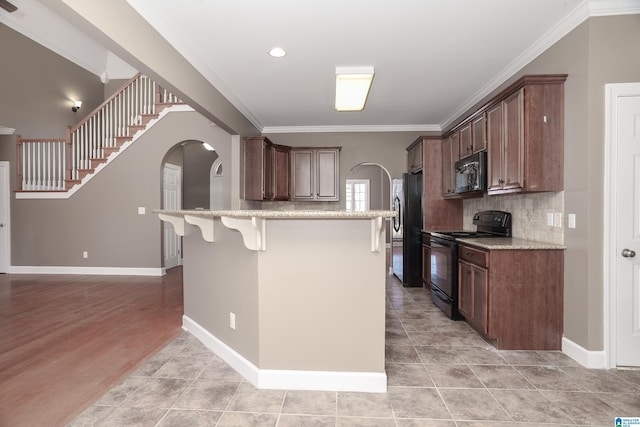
[335,66,374,112]
[268,47,287,58]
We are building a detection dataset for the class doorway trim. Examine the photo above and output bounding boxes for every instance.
[604,82,640,368]
[0,161,10,272]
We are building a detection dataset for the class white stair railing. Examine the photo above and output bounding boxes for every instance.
[17,138,67,191]
[17,73,182,191]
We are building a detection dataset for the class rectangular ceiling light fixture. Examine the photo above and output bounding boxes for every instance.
[335,66,374,112]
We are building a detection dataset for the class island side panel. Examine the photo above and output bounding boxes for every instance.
[182,220,260,365]
[257,219,386,373]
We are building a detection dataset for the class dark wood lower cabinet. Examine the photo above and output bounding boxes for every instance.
[458,244,563,350]
[458,260,488,335]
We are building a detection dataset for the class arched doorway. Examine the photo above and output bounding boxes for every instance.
[160,140,222,269]
[347,162,393,272]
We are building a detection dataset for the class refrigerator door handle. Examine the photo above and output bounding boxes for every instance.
[393,196,401,232]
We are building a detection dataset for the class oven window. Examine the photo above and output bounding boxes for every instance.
[430,241,452,295]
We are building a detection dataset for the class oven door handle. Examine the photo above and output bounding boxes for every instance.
[431,285,452,304]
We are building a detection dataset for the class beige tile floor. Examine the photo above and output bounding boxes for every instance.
[69,274,640,427]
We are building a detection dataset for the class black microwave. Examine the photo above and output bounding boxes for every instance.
[454,151,487,194]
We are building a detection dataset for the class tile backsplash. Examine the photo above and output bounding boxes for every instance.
[463,191,564,244]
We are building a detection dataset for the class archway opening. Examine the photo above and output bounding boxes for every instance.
[347,162,393,272]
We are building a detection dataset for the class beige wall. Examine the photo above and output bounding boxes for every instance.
[182,142,218,209]
[12,111,232,267]
[0,23,105,139]
[521,15,640,351]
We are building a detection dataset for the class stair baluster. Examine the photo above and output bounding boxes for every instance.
[17,73,182,193]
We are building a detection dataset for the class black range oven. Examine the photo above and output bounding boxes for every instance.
[426,210,512,320]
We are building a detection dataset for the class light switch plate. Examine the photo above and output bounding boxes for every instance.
[553,212,562,228]
[568,213,576,229]
[547,213,554,226]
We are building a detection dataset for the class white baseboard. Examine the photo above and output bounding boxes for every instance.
[562,336,607,369]
[183,315,387,393]
[8,265,166,276]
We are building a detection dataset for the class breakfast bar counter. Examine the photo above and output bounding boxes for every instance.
[156,210,395,392]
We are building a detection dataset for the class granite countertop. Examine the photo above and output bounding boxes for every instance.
[455,236,566,250]
[154,209,397,219]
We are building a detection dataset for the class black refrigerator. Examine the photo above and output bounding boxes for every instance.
[392,172,423,287]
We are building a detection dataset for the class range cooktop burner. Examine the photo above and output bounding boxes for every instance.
[429,210,513,240]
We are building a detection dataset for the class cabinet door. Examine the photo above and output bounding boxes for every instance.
[471,265,488,335]
[502,88,525,191]
[459,124,472,159]
[273,145,290,200]
[471,114,486,153]
[291,149,315,200]
[442,137,453,196]
[408,142,423,173]
[263,143,274,200]
[451,131,460,163]
[486,103,504,192]
[244,137,272,201]
[458,261,473,319]
[316,149,339,201]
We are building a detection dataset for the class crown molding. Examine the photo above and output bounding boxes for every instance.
[589,0,640,16]
[261,124,442,134]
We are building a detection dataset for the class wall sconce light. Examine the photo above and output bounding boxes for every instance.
[71,100,82,113]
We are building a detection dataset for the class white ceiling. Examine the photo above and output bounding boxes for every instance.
[2,0,639,133]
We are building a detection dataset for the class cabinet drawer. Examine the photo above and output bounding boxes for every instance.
[458,245,488,268]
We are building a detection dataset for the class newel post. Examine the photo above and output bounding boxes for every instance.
[65,125,72,182]
[16,134,22,191]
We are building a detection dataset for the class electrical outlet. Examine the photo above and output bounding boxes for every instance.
[229,312,236,330]
[547,213,554,226]
[553,212,562,228]
[568,213,576,229]
[138,207,146,215]
[83,251,88,259]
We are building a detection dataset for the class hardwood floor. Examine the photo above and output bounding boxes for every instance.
[0,267,184,427]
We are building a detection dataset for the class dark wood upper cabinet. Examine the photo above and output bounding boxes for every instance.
[486,103,504,192]
[272,144,291,200]
[442,132,460,198]
[471,113,487,153]
[243,136,290,201]
[406,138,423,173]
[445,74,566,196]
[291,147,340,201]
[459,123,472,159]
[486,76,566,195]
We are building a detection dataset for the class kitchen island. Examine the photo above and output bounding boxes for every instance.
[156,210,395,392]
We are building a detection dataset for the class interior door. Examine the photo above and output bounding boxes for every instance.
[162,163,182,270]
[0,162,9,272]
[616,89,640,366]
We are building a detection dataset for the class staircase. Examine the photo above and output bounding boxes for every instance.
[16,73,183,197]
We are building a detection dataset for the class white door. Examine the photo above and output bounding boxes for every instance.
[0,162,10,272]
[162,163,182,269]
[612,85,640,366]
